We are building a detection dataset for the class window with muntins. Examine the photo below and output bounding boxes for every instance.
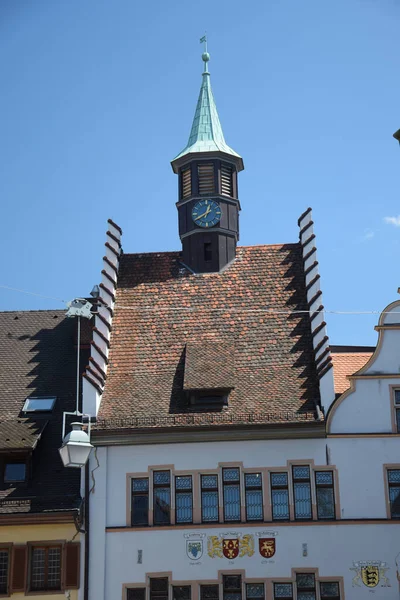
[200,585,219,600]
[246,583,264,600]
[150,578,169,600]
[315,471,335,519]
[175,476,193,524]
[320,582,340,599]
[394,389,400,432]
[30,546,61,591]
[173,587,191,600]
[127,589,146,600]
[222,468,241,522]
[296,573,316,600]
[244,473,263,521]
[223,575,242,600]
[201,475,219,523]
[0,549,9,595]
[198,163,215,195]
[388,469,400,518]
[270,472,290,521]
[153,471,171,525]
[273,583,293,599]
[292,466,312,520]
[131,478,149,526]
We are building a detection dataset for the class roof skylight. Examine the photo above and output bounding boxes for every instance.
[22,397,56,413]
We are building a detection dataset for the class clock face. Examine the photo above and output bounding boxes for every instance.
[191,199,221,228]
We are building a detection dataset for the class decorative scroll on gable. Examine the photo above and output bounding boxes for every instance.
[298,207,335,413]
[83,218,122,417]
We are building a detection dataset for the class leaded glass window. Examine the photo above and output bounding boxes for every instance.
[223,574,242,600]
[320,581,340,599]
[131,478,149,526]
[245,473,263,521]
[271,472,290,521]
[200,585,219,600]
[30,546,61,591]
[127,589,146,600]
[153,471,171,525]
[201,475,219,523]
[296,573,316,600]
[388,469,400,518]
[173,586,191,600]
[273,583,293,599]
[0,550,9,595]
[292,466,312,520]
[246,583,264,600]
[223,468,241,522]
[175,476,193,524]
[150,578,169,600]
[315,471,335,520]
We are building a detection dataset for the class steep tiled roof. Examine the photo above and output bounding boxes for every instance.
[331,346,374,394]
[0,311,83,515]
[97,244,321,430]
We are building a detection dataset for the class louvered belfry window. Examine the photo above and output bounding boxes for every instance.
[221,163,233,196]
[198,163,215,195]
[181,166,192,199]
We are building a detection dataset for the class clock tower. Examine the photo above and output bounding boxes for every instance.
[171,42,244,274]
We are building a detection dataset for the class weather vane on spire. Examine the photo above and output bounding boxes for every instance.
[200,34,210,72]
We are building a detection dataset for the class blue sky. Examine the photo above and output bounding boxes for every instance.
[0,0,399,345]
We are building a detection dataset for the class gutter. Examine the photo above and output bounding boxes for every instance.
[84,461,90,600]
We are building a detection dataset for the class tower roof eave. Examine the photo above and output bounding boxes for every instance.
[171,147,244,174]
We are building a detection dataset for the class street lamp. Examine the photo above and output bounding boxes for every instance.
[59,422,93,468]
[58,297,95,468]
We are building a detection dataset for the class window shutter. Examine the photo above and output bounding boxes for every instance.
[198,163,215,195]
[64,542,80,589]
[181,167,191,199]
[220,164,233,196]
[11,545,27,593]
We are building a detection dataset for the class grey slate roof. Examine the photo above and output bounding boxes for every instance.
[0,311,86,515]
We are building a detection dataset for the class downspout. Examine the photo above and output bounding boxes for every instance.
[84,461,90,600]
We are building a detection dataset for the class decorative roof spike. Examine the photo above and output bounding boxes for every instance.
[172,37,243,172]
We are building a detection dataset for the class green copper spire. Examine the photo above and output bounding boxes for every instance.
[171,38,243,172]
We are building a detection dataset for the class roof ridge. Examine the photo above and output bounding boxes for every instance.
[0,309,65,315]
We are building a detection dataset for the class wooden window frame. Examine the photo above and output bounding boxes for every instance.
[391,386,400,433]
[0,544,11,598]
[27,542,63,594]
[384,465,400,519]
[201,474,219,524]
[292,466,312,521]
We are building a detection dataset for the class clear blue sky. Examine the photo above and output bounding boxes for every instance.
[1,0,399,345]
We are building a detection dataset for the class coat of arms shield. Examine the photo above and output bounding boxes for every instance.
[186,539,203,561]
[223,538,239,559]
[361,565,380,588]
[258,538,276,558]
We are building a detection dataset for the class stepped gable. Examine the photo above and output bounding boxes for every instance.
[96,243,321,429]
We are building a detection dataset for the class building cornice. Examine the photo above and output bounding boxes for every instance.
[92,421,326,446]
[0,510,78,526]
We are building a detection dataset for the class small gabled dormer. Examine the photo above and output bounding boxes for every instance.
[183,341,235,409]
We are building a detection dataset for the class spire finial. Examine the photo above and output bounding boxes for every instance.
[200,34,210,73]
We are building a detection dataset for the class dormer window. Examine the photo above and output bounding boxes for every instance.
[198,163,215,195]
[23,397,56,413]
[4,462,26,483]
